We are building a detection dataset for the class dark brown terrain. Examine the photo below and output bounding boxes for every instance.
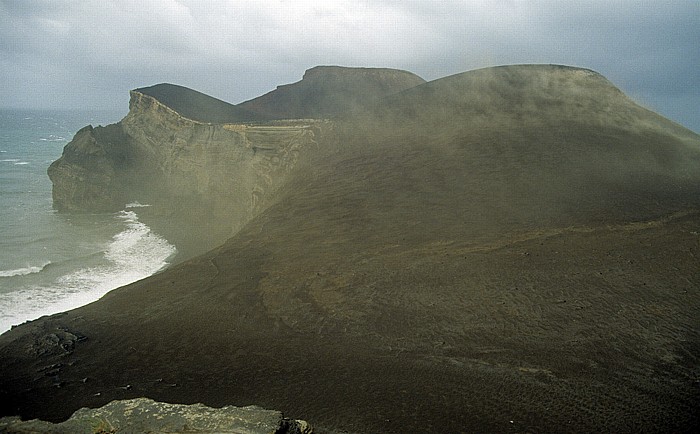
[238,65,426,119]
[135,83,264,123]
[1,65,699,433]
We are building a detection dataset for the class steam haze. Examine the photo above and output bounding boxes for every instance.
[0,0,698,131]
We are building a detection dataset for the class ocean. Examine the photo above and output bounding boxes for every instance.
[0,109,177,333]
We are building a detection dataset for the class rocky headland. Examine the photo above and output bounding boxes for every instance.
[47,66,423,259]
[48,86,321,258]
[2,65,700,433]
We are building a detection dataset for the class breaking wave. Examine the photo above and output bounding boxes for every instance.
[0,210,176,333]
[0,262,51,278]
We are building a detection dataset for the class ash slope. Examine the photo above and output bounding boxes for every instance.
[135,83,265,123]
[238,65,426,119]
[3,65,700,433]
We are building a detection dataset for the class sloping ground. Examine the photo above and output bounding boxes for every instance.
[2,65,700,433]
[135,83,265,123]
[238,66,426,119]
[348,64,700,228]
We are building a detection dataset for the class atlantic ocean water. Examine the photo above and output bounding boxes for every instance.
[0,109,177,333]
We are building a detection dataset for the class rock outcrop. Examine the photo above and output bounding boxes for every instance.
[48,88,327,257]
[0,398,312,433]
[47,124,134,212]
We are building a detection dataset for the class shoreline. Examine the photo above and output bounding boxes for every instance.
[0,206,177,335]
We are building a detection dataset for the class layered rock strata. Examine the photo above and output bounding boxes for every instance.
[48,89,325,257]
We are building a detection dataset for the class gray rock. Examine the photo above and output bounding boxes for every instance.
[0,398,312,433]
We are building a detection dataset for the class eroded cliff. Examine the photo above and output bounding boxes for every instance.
[48,66,427,257]
[47,123,134,212]
[48,88,326,257]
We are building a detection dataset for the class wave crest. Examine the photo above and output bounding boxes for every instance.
[0,210,176,333]
[0,262,51,278]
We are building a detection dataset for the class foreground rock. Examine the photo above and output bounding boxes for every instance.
[0,398,312,434]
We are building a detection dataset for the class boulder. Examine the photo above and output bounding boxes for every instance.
[0,398,312,433]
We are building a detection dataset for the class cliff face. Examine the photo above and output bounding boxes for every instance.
[49,88,325,256]
[47,124,132,212]
[48,66,428,256]
[121,90,322,217]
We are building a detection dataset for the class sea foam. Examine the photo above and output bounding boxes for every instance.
[0,210,176,333]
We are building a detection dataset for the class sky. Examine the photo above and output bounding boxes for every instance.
[1,0,698,131]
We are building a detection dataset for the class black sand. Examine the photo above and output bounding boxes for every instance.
[1,212,698,432]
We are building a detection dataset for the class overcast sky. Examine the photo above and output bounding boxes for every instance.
[1,0,698,131]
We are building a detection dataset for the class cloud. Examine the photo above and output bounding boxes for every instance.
[0,0,697,131]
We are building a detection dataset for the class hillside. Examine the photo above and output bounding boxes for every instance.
[135,83,264,123]
[2,65,700,433]
[238,65,426,119]
[346,64,700,230]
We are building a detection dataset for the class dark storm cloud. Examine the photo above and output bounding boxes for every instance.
[0,0,697,131]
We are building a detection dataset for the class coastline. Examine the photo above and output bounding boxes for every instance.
[0,205,176,335]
